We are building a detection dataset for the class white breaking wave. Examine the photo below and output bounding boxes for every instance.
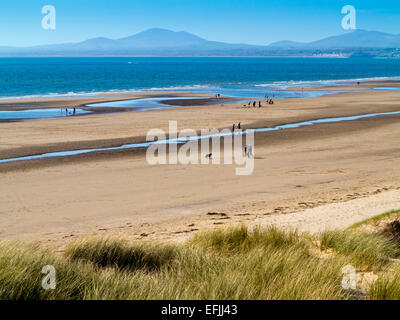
[0,85,220,100]
[1,76,400,100]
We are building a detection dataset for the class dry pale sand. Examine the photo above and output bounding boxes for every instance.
[0,87,400,246]
[252,189,400,233]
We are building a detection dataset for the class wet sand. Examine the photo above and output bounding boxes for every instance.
[0,92,239,123]
[0,85,400,246]
[0,92,215,110]
[1,89,399,161]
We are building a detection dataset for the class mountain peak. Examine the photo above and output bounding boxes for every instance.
[117,28,207,48]
[135,27,178,35]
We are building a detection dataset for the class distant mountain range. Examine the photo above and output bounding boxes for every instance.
[268,30,400,49]
[1,28,400,57]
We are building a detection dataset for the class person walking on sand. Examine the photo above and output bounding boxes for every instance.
[245,144,253,158]
[238,122,241,130]
[65,108,68,116]
[253,101,256,108]
[232,124,235,131]
[258,101,261,108]
[73,107,76,115]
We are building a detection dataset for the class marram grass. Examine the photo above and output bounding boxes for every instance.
[320,230,399,270]
[1,224,400,300]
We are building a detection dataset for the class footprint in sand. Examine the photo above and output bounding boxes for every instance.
[174,229,199,234]
[207,212,227,217]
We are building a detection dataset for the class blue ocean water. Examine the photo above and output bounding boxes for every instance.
[0,57,400,99]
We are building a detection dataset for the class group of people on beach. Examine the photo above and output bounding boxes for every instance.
[246,101,263,108]
[265,94,275,104]
[245,96,274,108]
[60,107,76,116]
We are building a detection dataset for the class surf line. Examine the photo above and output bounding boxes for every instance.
[1,110,399,164]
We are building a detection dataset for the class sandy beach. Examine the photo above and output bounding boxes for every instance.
[5,0,400,302]
[1,83,400,247]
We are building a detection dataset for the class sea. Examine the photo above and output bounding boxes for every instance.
[0,57,400,99]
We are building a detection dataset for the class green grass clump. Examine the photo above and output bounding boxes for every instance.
[368,266,400,300]
[65,236,177,271]
[189,225,306,252]
[177,226,346,300]
[0,241,140,300]
[320,230,399,270]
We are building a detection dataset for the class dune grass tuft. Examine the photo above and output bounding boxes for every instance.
[0,241,130,300]
[189,225,306,252]
[368,266,400,300]
[320,230,399,270]
[65,236,177,272]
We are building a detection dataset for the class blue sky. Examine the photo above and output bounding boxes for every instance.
[1,0,400,46]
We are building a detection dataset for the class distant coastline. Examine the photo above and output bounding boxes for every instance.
[1,28,399,58]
